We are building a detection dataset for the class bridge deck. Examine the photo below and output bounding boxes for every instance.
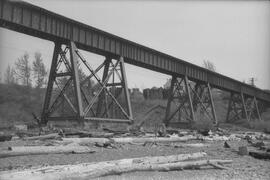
[1,0,270,102]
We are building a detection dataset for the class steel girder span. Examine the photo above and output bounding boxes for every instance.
[0,0,269,124]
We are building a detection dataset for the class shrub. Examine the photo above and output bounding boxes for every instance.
[249,121,270,133]
[191,118,215,134]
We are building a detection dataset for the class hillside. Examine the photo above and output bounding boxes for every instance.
[0,84,46,128]
[0,83,269,131]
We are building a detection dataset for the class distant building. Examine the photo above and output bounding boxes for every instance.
[143,87,164,100]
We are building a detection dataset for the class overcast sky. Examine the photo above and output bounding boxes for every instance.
[0,0,269,90]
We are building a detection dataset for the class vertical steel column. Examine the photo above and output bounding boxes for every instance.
[164,75,177,126]
[96,57,111,117]
[41,42,61,124]
[184,76,195,122]
[247,97,255,119]
[192,83,198,111]
[254,97,262,121]
[240,92,249,122]
[119,57,133,122]
[226,92,233,122]
[207,83,217,124]
[226,92,250,123]
[69,41,83,118]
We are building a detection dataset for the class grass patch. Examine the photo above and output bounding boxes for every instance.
[249,121,270,133]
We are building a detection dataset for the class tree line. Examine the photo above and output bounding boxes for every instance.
[4,52,47,89]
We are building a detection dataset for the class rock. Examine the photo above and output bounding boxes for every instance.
[224,141,230,148]
[228,134,241,141]
[238,146,248,156]
[0,134,12,142]
[199,129,211,136]
[14,124,28,131]
[11,136,20,141]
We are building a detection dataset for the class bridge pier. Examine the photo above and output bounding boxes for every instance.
[190,82,218,125]
[41,41,133,125]
[163,75,194,127]
[163,76,217,127]
[226,92,262,123]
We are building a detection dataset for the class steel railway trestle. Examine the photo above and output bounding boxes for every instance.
[0,0,269,125]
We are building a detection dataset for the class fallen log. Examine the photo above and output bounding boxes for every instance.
[115,136,197,143]
[23,133,61,141]
[15,131,40,138]
[86,131,114,138]
[0,152,207,180]
[0,145,96,158]
[198,135,229,141]
[141,142,206,148]
[102,127,129,135]
[63,135,197,145]
[63,130,114,138]
[249,151,270,160]
[64,137,112,146]
[164,143,206,148]
[90,159,232,178]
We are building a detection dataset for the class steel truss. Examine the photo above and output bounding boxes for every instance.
[41,41,133,124]
[164,75,217,126]
[226,92,261,123]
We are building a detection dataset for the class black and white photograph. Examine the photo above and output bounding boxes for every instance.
[0,0,270,179]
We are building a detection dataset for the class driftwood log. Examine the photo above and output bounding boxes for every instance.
[249,151,270,160]
[90,159,232,178]
[63,135,198,145]
[23,133,60,141]
[0,152,208,180]
[0,145,96,158]
[63,130,114,138]
[163,143,207,148]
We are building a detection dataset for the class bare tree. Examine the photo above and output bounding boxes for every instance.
[203,60,216,72]
[78,66,87,82]
[163,78,171,89]
[15,52,31,87]
[4,65,16,84]
[33,52,47,88]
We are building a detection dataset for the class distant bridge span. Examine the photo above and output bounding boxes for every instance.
[1,0,269,125]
